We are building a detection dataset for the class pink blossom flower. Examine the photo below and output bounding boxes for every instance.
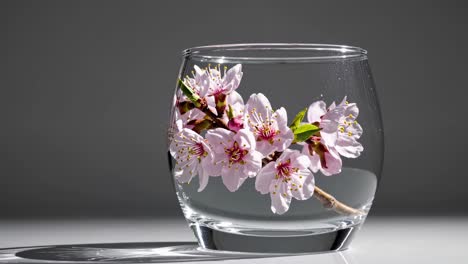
[198,64,243,116]
[199,64,243,97]
[255,149,315,215]
[181,64,243,101]
[302,100,344,176]
[178,65,244,122]
[169,128,216,192]
[244,93,294,157]
[205,128,262,192]
[302,97,363,176]
[180,65,210,99]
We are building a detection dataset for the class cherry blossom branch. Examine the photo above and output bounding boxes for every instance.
[182,99,363,216]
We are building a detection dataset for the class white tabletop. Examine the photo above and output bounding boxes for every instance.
[1,216,467,263]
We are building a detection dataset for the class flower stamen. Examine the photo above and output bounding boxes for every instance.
[225,141,249,164]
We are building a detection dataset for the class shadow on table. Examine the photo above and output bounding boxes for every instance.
[0,242,352,263]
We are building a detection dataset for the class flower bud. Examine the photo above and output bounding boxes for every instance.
[228,116,244,132]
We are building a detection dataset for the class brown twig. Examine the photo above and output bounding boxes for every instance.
[182,100,229,130]
[313,186,364,216]
[200,103,229,129]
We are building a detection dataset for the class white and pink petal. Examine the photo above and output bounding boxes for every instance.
[320,148,342,176]
[255,162,276,194]
[307,101,327,123]
[270,183,292,215]
[335,136,364,158]
[290,169,315,200]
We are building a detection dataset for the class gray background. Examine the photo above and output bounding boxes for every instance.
[1,0,467,219]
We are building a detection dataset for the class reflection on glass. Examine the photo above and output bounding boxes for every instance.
[0,242,354,263]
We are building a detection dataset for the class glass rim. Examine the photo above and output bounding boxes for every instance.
[183,43,368,63]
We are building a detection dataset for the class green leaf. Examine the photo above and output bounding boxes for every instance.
[178,79,201,106]
[293,123,320,143]
[290,108,307,130]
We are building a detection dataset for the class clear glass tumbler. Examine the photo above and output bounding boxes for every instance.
[167,44,384,253]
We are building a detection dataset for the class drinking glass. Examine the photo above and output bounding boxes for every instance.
[167,44,384,253]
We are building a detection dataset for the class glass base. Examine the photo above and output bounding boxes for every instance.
[190,223,361,253]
